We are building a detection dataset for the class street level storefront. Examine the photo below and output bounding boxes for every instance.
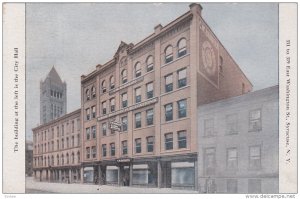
[82,154,197,190]
[33,166,81,183]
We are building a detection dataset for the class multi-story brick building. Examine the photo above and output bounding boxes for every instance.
[79,3,252,189]
[32,109,82,183]
[198,86,278,193]
[32,3,254,190]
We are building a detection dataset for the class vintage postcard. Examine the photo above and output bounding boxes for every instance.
[2,2,298,198]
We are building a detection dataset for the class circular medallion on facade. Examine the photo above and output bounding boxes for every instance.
[201,40,216,76]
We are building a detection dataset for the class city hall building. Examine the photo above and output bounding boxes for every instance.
[33,3,254,190]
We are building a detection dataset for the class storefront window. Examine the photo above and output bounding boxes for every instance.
[171,162,194,188]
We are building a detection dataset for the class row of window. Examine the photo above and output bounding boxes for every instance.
[204,145,262,176]
[99,81,154,117]
[34,152,80,167]
[34,134,80,154]
[86,130,187,159]
[34,119,80,142]
[85,126,96,140]
[50,104,63,120]
[85,106,96,120]
[164,38,187,64]
[85,37,188,100]
[50,89,63,99]
[203,109,262,137]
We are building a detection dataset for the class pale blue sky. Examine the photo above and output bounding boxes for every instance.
[26,3,278,140]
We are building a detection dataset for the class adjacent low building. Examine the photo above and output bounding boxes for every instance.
[198,86,279,193]
[32,109,82,183]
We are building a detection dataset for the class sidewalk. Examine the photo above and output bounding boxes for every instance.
[25,177,197,194]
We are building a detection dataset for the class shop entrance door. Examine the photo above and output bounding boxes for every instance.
[161,161,172,188]
[119,165,130,186]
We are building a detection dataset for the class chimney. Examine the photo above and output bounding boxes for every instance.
[154,24,163,34]
[189,3,202,16]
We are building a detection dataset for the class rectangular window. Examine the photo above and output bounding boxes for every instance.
[178,131,187,149]
[204,119,215,137]
[122,140,128,155]
[204,147,216,175]
[92,146,96,158]
[121,93,128,108]
[165,74,173,92]
[165,103,173,121]
[227,148,238,170]
[227,179,238,193]
[226,114,238,134]
[165,133,173,150]
[121,116,128,132]
[178,68,187,88]
[86,147,90,159]
[77,119,80,131]
[110,98,115,112]
[110,143,115,156]
[146,109,154,126]
[135,87,141,103]
[178,99,187,118]
[248,179,261,193]
[147,136,154,152]
[249,145,261,169]
[102,101,107,115]
[135,112,141,128]
[135,138,142,153]
[86,127,90,140]
[102,144,107,157]
[146,82,154,99]
[249,109,262,131]
[102,123,107,136]
[72,121,75,133]
[86,108,90,120]
[92,106,96,119]
[91,126,96,139]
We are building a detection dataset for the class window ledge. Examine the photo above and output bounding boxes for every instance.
[161,53,190,68]
[160,85,190,97]
[133,125,155,131]
[162,117,189,125]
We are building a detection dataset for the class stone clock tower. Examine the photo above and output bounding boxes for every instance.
[40,66,67,124]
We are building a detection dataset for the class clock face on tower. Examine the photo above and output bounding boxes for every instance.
[201,40,216,76]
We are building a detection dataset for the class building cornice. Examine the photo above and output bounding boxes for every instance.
[32,109,81,132]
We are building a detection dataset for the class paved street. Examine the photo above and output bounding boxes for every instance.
[26,177,197,194]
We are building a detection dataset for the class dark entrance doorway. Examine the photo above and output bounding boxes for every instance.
[161,161,172,188]
[119,165,130,186]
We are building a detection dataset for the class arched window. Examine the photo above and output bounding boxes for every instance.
[77,151,80,163]
[165,45,173,63]
[71,153,75,164]
[135,62,141,78]
[86,89,90,101]
[121,69,127,84]
[146,56,154,72]
[51,155,54,166]
[66,153,69,164]
[101,80,106,93]
[57,155,59,165]
[110,76,115,90]
[91,86,96,98]
[61,154,64,165]
[177,38,187,57]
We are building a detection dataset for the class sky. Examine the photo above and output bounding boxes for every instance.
[26,3,279,140]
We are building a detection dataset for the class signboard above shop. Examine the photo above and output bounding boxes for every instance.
[109,121,121,131]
